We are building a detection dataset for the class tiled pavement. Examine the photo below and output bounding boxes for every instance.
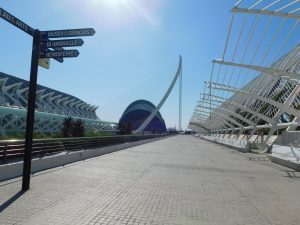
[0,135,299,225]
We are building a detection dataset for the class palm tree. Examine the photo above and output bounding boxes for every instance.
[61,117,73,137]
[73,119,85,137]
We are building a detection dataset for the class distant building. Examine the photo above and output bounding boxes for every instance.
[167,127,178,133]
[0,71,113,137]
[119,100,167,133]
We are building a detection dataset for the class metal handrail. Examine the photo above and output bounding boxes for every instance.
[0,134,168,163]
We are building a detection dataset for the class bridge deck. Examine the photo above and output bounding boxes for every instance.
[0,135,299,225]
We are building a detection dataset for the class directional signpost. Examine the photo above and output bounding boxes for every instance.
[0,7,34,35]
[40,28,95,38]
[0,7,95,191]
[38,38,84,66]
[39,49,80,58]
[40,38,84,48]
[0,8,64,63]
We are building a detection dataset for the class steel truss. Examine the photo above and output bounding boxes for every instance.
[189,0,300,147]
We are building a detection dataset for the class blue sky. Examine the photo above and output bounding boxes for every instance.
[0,0,236,129]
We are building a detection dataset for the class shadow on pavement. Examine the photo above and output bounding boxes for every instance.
[0,191,24,213]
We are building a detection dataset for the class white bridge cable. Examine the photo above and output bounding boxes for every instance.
[259,19,287,67]
[136,55,182,132]
[226,15,249,88]
[271,19,299,65]
[275,0,300,12]
[209,63,215,120]
[191,0,300,133]
[214,13,236,99]
[235,15,273,88]
[220,14,261,101]
[290,7,300,13]
[215,13,254,101]
[231,0,300,89]
[262,0,282,10]
[235,0,245,7]
[236,13,268,88]
[222,13,236,62]
[249,0,266,9]
[224,1,296,105]
[200,82,214,124]
[240,0,300,11]
[220,13,246,87]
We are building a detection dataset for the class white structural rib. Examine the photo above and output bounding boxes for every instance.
[231,7,300,19]
[189,121,210,131]
[200,99,256,126]
[212,59,300,80]
[208,81,300,118]
[195,108,233,128]
[198,106,245,127]
[136,55,182,132]
[189,0,300,144]
[196,110,233,129]
[202,94,275,124]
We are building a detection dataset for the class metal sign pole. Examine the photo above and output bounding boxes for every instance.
[1,7,94,191]
[22,29,40,191]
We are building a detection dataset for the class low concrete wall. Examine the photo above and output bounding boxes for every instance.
[0,137,166,181]
[250,143,268,150]
[275,131,300,147]
[268,155,300,171]
[267,144,300,171]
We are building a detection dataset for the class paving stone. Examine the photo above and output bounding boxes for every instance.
[0,135,300,224]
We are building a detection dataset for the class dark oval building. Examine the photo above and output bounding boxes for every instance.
[119,100,167,133]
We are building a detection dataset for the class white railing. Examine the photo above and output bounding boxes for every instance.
[202,135,249,150]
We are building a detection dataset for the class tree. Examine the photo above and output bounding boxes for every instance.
[61,117,73,138]
[73,119,85,137]
[117,122,132,135]
[61,117,85,138]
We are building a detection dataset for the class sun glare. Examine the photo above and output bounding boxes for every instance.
[85,0,161,28]
[92,0,127,8]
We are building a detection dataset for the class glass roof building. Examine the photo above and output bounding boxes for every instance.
[0,72,113,137]
[119,100,167,133]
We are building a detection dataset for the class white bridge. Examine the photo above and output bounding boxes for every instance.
[136,55,183,133]
[189,0,300,157]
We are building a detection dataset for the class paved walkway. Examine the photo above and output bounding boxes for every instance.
[0,135,299,225]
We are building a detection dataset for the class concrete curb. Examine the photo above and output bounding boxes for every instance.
[199,137,249,153]
[0,136,167,182]
[267,154,300,172]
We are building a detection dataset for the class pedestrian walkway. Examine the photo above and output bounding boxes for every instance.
[0,135,299,225]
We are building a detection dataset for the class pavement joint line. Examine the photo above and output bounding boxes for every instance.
[0,136,170,184]
[0,177,22,187]
[0,135,300,225]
